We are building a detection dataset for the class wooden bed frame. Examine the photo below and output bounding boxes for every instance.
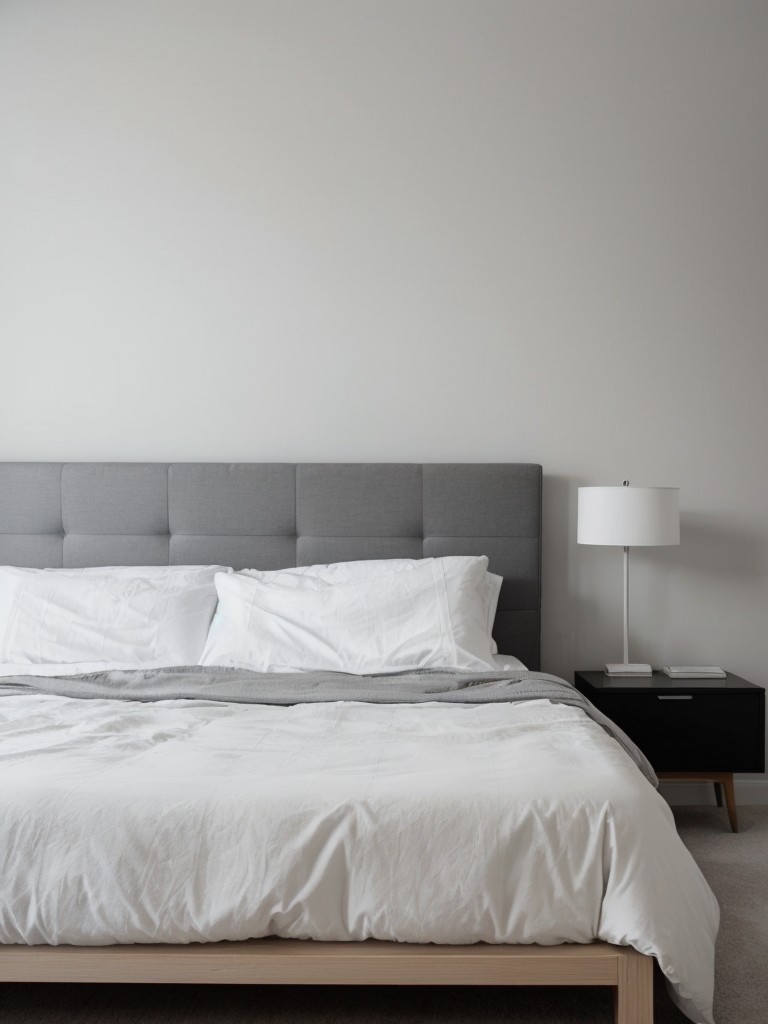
[0,463,655,1022]
[0,939,653,1023]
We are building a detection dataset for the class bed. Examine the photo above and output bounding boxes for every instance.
[0,462,718,1024]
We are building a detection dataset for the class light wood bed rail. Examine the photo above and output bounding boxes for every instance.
[0,939,653,1024]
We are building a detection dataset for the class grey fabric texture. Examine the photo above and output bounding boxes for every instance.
[170,535,298,570]
[0,666,656,786]
[297,464,424,537]
[0,534,63,568]
[423,536,540,610]
[169,464,296,536]
[0,463,62,533]
[62,463,169,535]
[423,464,541,537]
[297,536,425,566]
[64,535,171,568]
[0,463,542,669]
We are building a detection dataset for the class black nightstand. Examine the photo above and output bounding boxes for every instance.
[574,670,765,832]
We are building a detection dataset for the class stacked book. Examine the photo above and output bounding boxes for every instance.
[661,666,726,679]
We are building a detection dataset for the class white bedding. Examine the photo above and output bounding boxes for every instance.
[0,693,717,1023]
[200,557,499,673]
[0,565,229,673]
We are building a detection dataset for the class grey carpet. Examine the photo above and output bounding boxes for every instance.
[1,806,765,1024]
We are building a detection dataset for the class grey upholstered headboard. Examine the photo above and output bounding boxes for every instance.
[0,463,542,669]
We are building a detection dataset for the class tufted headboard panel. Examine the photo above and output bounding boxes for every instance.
[0,463,542,669]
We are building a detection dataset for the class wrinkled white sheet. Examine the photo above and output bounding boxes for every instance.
[0,695,718,1023]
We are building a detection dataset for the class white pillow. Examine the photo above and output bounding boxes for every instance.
[0,565,230,675]
[200,557,499,674]
[492,653,527,671]
[240,556,503,655]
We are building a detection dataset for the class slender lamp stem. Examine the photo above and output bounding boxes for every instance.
[623,545,630,664]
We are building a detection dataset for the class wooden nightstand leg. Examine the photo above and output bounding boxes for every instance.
[722,773,738,833]
[713,782,723,807]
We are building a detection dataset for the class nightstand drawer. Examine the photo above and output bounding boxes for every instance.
[593,691,764,772]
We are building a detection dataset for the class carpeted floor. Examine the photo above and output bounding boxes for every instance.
[1,806,765,1024]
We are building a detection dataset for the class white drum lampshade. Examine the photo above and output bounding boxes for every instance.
[577,483,680,675]
[577,487,680,547]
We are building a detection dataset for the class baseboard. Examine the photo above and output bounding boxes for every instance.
[659,779,768,806]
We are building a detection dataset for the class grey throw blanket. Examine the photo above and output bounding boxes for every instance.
[0,666,657,786]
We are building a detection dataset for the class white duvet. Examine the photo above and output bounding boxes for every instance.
[0,694,718,1023]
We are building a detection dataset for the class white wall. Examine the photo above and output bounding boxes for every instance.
[2,1,767,791]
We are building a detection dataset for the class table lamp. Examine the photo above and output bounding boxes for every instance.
[577,481,680,676]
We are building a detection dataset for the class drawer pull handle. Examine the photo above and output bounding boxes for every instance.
[658,695,693,700]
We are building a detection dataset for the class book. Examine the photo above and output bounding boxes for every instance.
[661,666,726,679]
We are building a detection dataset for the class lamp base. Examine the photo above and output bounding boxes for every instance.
[604,662,653,677]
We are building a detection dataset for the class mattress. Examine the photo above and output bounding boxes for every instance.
[0,682,718,1023]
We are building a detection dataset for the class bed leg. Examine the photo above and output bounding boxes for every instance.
[613,949,653,1024]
